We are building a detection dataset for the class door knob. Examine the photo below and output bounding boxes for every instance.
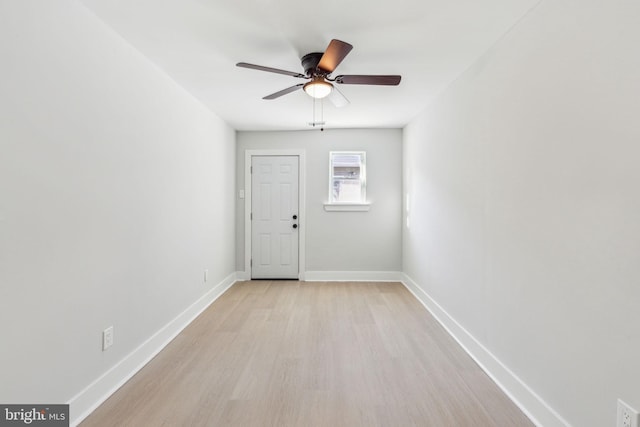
[292,214,298,220]
[293,224,298,229]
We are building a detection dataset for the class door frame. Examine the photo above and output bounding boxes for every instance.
[244,149,306,280]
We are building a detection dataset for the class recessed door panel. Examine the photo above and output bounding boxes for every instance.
[259,234,271,265]
[280,233,291,266]
[260,184,271,220]
[280,183,291,221]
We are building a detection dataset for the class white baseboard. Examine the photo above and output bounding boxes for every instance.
[400,274,570,427]
[236,270,250,281]
[304,271,403,282]
[68,271,566,426]
[68,272,238,426]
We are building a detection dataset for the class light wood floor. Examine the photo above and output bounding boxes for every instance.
[81,281,533,426]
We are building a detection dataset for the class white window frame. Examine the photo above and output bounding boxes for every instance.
[324,151,371,212]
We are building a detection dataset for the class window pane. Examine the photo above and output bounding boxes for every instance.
[332,153,362,168]
[329,151,366,203]
[333,179,362,202]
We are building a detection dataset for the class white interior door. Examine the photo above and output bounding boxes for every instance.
[251,156,299,279]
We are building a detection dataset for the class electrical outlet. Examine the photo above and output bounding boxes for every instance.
[102,326,114,351]
[618,399,639,427]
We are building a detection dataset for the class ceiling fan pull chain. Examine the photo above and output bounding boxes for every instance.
[308,92,327,129]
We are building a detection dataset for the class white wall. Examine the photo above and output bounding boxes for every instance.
[236,129,402,277]
[403,1,640,426]
[0,0,236,422]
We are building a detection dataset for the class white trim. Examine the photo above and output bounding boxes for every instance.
[323,203,371,212]
[68,273,238,426]
[305,271,403,282]
[235,270,250,281]
[400,273,570,427]
[244,149,306,281]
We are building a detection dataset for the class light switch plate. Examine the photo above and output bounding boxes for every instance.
[618,399,639,427]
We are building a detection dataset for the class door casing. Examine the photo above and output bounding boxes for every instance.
[244,149,306,280]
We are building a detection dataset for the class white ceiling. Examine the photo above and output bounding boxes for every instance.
[81,0,539,131]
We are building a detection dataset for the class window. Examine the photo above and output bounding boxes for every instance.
[329,151,367,204]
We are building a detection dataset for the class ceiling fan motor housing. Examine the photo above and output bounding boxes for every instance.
[301,52,325,77]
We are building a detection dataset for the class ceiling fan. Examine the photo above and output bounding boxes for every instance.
[236,39,401,107]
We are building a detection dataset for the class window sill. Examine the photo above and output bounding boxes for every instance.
[323,203,371,212]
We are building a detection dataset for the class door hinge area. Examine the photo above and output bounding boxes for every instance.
[250,259,253,267]
[250,166,253,174]
[250,212,253,220]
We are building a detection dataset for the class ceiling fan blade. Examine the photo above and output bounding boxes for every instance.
[236,62,306,78]
[328,86,350,108]
[263,84,304,100]
[318,39,353,74]
[335,75,402,85]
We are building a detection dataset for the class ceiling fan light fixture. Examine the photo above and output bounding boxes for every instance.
[303,79,333,99]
